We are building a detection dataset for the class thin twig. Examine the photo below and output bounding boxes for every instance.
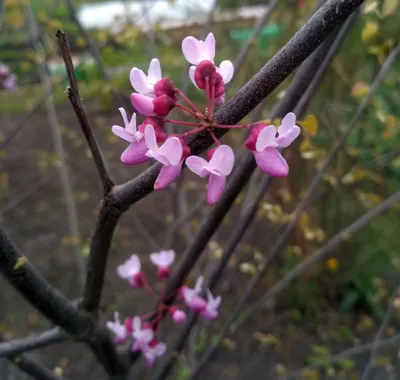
[360,283,400,380]
[233,0,279,73]
[62,0,128,108]
[281,333,400,379]
[25,6,86,288]
[0,328,66,358]
[56,30,114,195]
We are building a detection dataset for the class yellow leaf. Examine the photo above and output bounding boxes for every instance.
[253,332,281,348]
[361,21,379,42]
[76,37,86,48]
[0,173,9,189]
[392,157,400,168]
[14,257,28,271]
[382,0,398,17]
[351,82,370,98]
[364,0,379,14]
[299,115,318,136]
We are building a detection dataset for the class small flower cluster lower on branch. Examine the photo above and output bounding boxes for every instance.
[111,32,301,204]
[106,250,221,367]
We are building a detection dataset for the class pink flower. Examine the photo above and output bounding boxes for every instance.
[169,307,187,324]
[132,317,154,352]
[143,340,167,367]
[130,58,162,98]
[199,290,221,320]
[144,125,188,189]
[182,33,216,65]
[106,312,132,344]
[181,276,207,312]
[183,33,233,105]
[245,113,300,177]
[117,255,146,288]
[112,108,149,165]
[131,93,176,117]
[186,145,234,204]
[150,250,175,280]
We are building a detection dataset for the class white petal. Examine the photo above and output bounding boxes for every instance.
[130,67,154,95]
[147,58,162,84]
[144,124,159,153]
[158,137,183,166]
[218,60,234,84]
[278,112,296,135]
[255,125,278,152]
[182,36,201,65]
[186,155,209,177]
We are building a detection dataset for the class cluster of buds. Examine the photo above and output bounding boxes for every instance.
[106,250,221,367]
[112,32,301,204]
[0,63,17,91]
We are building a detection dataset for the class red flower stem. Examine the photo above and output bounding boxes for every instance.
[209,85,215,118]
[209,130,220,145]
[214,124,248,129]
[165,119,201,127]
[205,77,210,114]
[144,283,158,301]
[177,89,201,114]
[176,104,198,117]
[165,287,182,302]
[183,126,207,137]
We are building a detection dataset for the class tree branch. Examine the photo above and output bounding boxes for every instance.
[0,328,66,358]
[1,335,66,380]
[56,30,114,195]
[0,225,126,376]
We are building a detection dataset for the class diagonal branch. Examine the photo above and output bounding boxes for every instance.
[81,0,365,318]
[248,190,400,319]
[0,328,66,358]
[56,30,114,195]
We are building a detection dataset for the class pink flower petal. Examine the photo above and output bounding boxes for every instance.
[203,32,216,62]
[147,58,162,84]
[117,255,141,279]
[218,60,234,84]
[188,66,199,89]
[277,125,301,148]
[158,137,183,166]
[208,145,234,176]
[207,174,226,204]
[120,140,150,165]
[254,148,289,177]
[154,161,183,190]
[130,93,155,116]
[278,112,296,135]
[130,68,154,96]
[112,125,135,142]
[182,36,201,65]
[186,156,209,177]
[255,125,278,152]
[144,125,159,152]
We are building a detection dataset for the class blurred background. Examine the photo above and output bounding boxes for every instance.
[0,0,400,379]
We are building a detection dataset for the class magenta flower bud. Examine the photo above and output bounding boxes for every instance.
[129,271,147,288]
[213,72,225,98]
[139,117,166,143]
[194,60,217,90]
[244,123,267,151]
[154,78,178,102]
[156,266,170,280]
[153,94,176,117]
[169,307,187,324]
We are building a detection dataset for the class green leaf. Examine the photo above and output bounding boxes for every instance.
[339,291,360,314]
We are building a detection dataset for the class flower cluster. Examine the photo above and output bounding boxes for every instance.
[112,32,300,204]
[0,63,17,91]
[106,250,221,367]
